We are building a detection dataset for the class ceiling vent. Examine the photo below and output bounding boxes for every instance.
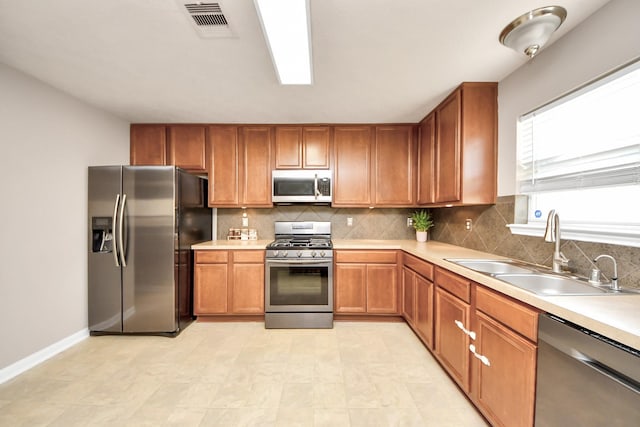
[179,1,234,38]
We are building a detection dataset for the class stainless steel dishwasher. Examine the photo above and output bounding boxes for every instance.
[536,314,640,426]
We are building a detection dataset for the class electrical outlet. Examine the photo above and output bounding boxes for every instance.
[465,219,472,231]
[242,217,249,227]
[407,218,413,227]
[347,217,353,226]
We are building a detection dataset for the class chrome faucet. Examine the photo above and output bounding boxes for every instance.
[544,210,569,273]
[594,254,619,291]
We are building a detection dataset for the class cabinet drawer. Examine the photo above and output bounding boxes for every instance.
[335,250,397,264]
[232,250,264,263]
[476,286,539,342]
[435,267,470,303]
[195,251,229,264]
[403,253,434,280]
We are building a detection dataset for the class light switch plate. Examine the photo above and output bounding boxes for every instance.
[347,217,353,226]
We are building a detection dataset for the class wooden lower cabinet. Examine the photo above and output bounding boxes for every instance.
[334,250,399,315]
[471,286,539,427]
[402,267,416,325]
[472,311,537,427]
[334,264,367,313]
[428,265,538,426]
[230,262,264,314]
[194,250,264,315]
[414,274,434,348]
[402,254,435,349]
[366,265,398,313]
[435,286,471,393]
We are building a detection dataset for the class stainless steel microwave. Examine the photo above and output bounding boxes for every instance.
[272,170,332,204]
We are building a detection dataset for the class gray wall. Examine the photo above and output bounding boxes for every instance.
[0,63,129,370]
[437,0,640,289]
[497,0,640,196]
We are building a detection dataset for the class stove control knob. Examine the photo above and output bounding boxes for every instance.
[297,251,303,258]
[272,250,279,257]
[282,251,288,257]
[311,251,317,257]
[320,251,326,257]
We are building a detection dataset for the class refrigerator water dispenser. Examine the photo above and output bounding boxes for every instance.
[91,217,113,253]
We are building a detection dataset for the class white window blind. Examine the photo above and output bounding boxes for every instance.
[517,60,640,195]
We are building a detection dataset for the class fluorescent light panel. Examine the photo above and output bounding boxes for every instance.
[254,0,312,85]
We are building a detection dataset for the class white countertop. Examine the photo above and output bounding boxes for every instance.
[193,239,640,350]
[192,240,272,250]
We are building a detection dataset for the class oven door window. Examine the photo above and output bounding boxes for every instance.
[269,265,328,306]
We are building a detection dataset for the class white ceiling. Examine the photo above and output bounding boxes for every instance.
[0,0,611,124]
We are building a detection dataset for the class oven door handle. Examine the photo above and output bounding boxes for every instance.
[266,259,332,265]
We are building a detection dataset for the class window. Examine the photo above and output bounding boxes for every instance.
[509,59,640,247]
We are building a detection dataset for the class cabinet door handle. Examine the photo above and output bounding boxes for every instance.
[454,319,476,340]
[469,344,491,366]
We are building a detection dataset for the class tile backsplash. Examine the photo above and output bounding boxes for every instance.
[216,197,640,289]
[431,196,640,289]
[217,206,416,241]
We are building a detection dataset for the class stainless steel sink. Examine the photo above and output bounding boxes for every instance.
[447,259,536,275]
[447,258,639,296]
[493,273,613,296]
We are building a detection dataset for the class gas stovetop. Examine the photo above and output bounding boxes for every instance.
[266,221,333,259]
[267,236,332,249]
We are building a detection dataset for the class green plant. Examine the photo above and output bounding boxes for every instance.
[411,210,434,232]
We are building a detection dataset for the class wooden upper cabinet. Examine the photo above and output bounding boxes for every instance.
[332,126,373,207]
[167,125,207,172]
[130,124,167,166]
[274,127,303,169]
[373,125,416,206]
[207,126,272,207]
[417,114,435,205]
[302,127,331,168]
[435,90,462,203]
[130,124,208,173]
[208,125,239,206]
[274,126,331,169]
[433,82,497,206]
[240,126,273,207]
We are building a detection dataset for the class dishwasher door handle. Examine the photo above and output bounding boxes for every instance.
[570,349,640,395]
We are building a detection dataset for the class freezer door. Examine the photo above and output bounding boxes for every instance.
[121,166,177,333]
[88,166,123,333]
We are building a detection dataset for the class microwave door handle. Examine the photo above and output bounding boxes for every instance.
[314,174,320,199]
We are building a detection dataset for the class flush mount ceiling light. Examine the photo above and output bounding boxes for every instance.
[499,5,567,58]
[254,0,313,85]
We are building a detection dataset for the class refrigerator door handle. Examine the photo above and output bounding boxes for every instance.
[118,193,127,267]
[112,193,121,267]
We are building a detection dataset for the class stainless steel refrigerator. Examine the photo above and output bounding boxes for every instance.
[88,166,211,336]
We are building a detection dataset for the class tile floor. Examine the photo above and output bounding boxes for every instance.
[0,321,488,426]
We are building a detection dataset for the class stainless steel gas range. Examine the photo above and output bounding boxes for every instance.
[264,221,333,329]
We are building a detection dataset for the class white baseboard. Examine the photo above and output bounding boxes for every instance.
[0,328,89,384]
